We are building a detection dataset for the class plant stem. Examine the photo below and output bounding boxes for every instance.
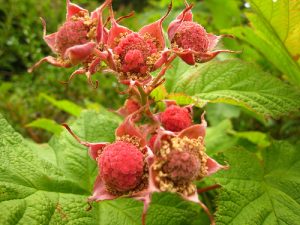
[197,184,221,194]
[147,54,177,94]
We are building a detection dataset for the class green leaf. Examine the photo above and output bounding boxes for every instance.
[203,0,242,30]
[165,57,190,93]
[47,110,121,191]
[212,142,300,225]
[231,131,271,148]
[26,118,63,134]
[150,85,168,102]
[146,192,208,225]
[166,59,300,118]
[167,93,206,108]
[97,198,143,225]
[227,0,300,85]
[206,119,238,155]
[0,113,92,224]
[151,85,205,108]
[0,111,121,225]
[248,0,300,58]
[205,103,241,126]
[39,93,83,117]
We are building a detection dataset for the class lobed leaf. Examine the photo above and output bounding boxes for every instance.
[212,141,300,225]
[166,59,300,118]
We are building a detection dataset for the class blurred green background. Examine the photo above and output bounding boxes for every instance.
[0,0,299,143]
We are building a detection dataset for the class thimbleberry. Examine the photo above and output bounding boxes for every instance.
[160,105,192,132]
[172,21,209,56]
[55,20,89,56]
[152,136,207,195]
[99,141,144,193]
[114,33,159,77]
[163,150,200,183]
[106,3,171,84]
[167,2,236,65]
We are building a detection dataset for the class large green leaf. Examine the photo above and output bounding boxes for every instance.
[166,59,300,118]
[0,111,120,225]
[227,0,300,85]
[0,111,209,225]
[212,142,300,225]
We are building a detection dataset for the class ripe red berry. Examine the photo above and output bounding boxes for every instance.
[114,33,159,75]
[99,141,144,192]
[160,105,192,132]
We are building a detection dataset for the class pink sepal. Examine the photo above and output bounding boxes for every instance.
[91,0,112,43]
[206,157,229,176]
[40,18,57,53]
[88,175,117,202]
[115,115,147,148]
[198,49,239,63]
[138,3,172,50]
[153,49,170,70]
[174,50,196,65]
[152,129,176,153]
[207,33,234,51]
[178,113,206,141]
[167,4,193,41]
[28,56,72,73]
[64,42,96,64]
[66,0,88,20]
[87,142,109,160]
[107,4,133,49]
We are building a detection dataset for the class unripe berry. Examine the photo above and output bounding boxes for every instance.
[173,21,209,53]
[55,20,89,55]
[99,141,144,192]
[163,150,200,183]
[160,105,192,132]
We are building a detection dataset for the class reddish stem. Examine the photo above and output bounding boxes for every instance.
[197,184,221,194]
[62,123,90,147]
[147,54,177,94]
[198,201,216,225]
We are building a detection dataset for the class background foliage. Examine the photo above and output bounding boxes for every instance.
[0,0,299,224]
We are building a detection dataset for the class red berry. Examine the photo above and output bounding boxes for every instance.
[160,105,192,132]
[114,33,158,74]
[173,21,209,53]
[99,141,144,192]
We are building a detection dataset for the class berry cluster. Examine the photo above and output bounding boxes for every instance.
[32,1,234,224]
